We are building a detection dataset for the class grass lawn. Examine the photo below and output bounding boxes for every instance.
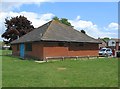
[0,50,12,56]
[2,55,118,87]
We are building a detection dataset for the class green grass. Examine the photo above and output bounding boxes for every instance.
[0,50,12,56]
[2,55,118,87]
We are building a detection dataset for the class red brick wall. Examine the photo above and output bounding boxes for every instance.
[43,42,99,59]
[12,42,99,60]
[116,42,119,51]
[12,42,44,60]
[11,44,19,56]
[25,42,44,60]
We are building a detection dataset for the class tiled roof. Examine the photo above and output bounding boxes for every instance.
[11,20,100,44]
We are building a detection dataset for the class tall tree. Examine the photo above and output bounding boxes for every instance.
[53,16,59,21]
[52,16,73,27]
[2,15,34,44]
[81,30,86,34]
[60,18,72,27]
[102,37,110,42]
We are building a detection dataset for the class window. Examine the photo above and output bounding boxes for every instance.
[112,42,115,44]
[78,43,84,46]
[58,42,64,46]
[17,44,19,51]
[106,49,110,51]
[69,43,84,47]
[25,43,32,51]
[100,49,106,51]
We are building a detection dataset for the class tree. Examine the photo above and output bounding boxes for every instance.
[52,16,73,27]
[53,16,59,21]
[81,30,86,34]
[60,18,72,27]
[2,15,34,44]
[102,37,110,42]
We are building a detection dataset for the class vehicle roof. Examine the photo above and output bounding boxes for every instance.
[101,48,111,49]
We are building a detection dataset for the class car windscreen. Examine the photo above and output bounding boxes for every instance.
[100,49,106,51]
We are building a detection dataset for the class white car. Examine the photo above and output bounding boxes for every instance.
[99,48,112,56]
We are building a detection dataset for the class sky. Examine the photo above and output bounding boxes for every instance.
[0,1,119,41]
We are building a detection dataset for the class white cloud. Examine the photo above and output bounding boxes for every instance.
[108,22,118,30]
[69,17,118,38]
[75,16,81,21]
[70,20,94,29]
[0,0,118,12]
[2,0,53,2]
[1,2,22,12]
[2,0,119,2]
[0,12,118,41]
[1,0,54,12]
[0,11,55,41]
[0,11,55,27]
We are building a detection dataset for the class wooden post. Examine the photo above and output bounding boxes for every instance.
[45,57,48,62]
[87,55,89,59]
[76,56,78,60]
[62,57,64,61]
[97,56,99,59]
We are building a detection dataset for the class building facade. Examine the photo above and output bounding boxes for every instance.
[11,20,100,60]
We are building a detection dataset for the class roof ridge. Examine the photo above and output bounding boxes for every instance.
[41,20,72,40]
[11,20,52,44]
[38,20,52,39]
[41,20,54,40]
[11,20,100,44]
[53,20,98,42]
[55,20,74,31]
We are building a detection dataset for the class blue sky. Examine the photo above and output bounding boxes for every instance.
[13,2,118,26]
[0,2,118,41]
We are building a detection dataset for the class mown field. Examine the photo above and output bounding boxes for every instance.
[1,52,118,87]
[0,50,12,56]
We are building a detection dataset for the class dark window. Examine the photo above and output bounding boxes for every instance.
[112,42,115,44]
[100,49,106,51]
[17,44,19,51]
[119,47,120,50]
[69,43,84,47]
[58,42,64,46]
[78,43,84,46]
[106,49,110,51]
[25,43,32,51]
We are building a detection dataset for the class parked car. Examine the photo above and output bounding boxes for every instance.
[99,48,112,56]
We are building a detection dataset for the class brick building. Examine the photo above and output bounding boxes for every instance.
[107,38,120,51]
[98,38,107,49]
[11,20,100,61]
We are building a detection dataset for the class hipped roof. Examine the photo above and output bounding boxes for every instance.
[11,20,100,44]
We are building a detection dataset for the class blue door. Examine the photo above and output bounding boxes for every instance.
[20,43,24,58]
